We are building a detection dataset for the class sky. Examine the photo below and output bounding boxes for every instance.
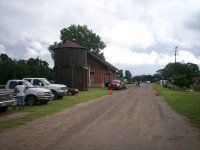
[0,0,200,76]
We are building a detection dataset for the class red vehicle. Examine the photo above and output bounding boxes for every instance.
[67,87,79,95]
[109,80,125,90]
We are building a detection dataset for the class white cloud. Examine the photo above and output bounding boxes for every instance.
[0,0,200,75]
[105,45,200,75]
[0,44,6,54]
[103,21,155,49]
[177,50,200,64]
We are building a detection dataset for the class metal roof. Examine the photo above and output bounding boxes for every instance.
[55,41,87,49]
[88,52,118,71]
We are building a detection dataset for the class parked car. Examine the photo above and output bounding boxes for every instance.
[5,80,53,105]
[23,78,68,99]
[109,80,125,90]
[0,91,14,112]
[67,87,79,95]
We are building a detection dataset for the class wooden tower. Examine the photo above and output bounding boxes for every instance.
[54,41,88,91]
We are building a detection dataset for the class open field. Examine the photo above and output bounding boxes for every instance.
[155,84,200,127]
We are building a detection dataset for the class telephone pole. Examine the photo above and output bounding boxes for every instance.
[175,46,178,63]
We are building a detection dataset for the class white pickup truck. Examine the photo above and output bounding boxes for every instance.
[5,80,53,105]
[23,78,68,99]
[0,91,14,112]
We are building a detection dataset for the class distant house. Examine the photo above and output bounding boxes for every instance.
[193,76,200,92]
[87,52,118,87]
[193,76,200,85]
[54,41,118,91]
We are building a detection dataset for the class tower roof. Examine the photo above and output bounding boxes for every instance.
[55,41,87,49]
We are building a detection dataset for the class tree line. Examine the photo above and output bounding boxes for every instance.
[0,54,54,84]
[132,62,200,88]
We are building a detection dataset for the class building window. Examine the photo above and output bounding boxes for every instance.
[90,72,94,83]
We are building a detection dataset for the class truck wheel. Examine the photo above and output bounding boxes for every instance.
[52,91,58,100]
[26,96,37,106]
[0,106,8,112]
[41,101,48,104]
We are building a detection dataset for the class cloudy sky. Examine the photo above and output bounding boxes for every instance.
[0,0,200,76]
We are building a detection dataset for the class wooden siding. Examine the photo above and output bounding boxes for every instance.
[55,48,87,67]
[54,66,87,91]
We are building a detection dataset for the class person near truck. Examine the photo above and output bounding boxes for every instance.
[14,81,27,110]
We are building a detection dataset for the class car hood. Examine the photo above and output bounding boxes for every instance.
[46,84,66,88]
[27,87,51,92]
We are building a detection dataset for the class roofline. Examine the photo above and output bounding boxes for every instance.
[87,52,118,71]
[54,41,88,50]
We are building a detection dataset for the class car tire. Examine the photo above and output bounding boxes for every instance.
[26,95,37,106]
[52,91,58,100]
[40,101,48,104]
[0,106,8,112]
[58,96,63,99]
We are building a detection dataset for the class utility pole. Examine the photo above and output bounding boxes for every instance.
[175,46,178,63]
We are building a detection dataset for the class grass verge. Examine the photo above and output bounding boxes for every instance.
[155,84,200,127]
[0,85,133,132]
[0,88,110,132]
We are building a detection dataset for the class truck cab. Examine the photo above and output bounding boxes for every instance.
[23,78,68,99]
[5,80,53,105]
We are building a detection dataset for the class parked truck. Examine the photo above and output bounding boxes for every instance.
[0,91,14,112]
[23,78,68,99]
[5,80,53,105]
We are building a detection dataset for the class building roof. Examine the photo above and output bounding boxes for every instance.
[88,52,118,71]
[55,41,87,49]
[55,41,118,71]
[193,76,200,80]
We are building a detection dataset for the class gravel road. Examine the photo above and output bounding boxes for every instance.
[0,84,200,150]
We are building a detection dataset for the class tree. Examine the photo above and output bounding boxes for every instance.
[117,70,123,78]
[0,54,54,84]
[48,24,106,60]
[0,54,16,84]
[162,62,200,88]
[125,70,132,83]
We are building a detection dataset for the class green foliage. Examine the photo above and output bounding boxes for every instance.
[49,24,106,60]
[0,54,53,84]
[117,70,123,78]
[0,54,16,84]
[173,74,191,88]
[48,42,59,60]
[132,75,154,82]
[125,70,132,83]
[162,62,200,88]
[155,85,200,127]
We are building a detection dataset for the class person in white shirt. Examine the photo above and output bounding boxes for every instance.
[14,81,26,110]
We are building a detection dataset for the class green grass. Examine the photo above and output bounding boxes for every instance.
[0,88,110,132]
[155,84,200,127]
[0,85,133,132]
[125,83,134,89]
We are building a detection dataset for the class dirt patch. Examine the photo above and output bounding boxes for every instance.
[0,112,28,122]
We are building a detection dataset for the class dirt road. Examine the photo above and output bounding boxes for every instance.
[0,84,200,150]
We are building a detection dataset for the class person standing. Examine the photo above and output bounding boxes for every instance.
[14,81,26,110]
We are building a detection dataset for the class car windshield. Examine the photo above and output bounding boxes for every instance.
[112,80,120,83]
[23,80,34,88]
[41,78,51,85]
